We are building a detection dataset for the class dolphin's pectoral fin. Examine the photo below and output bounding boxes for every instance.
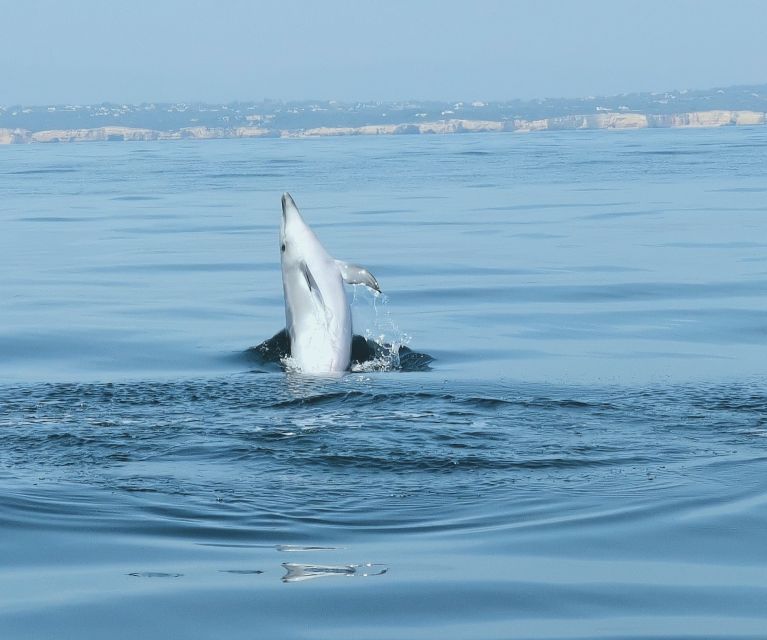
[301,261,325,307]
[336,260,381,293]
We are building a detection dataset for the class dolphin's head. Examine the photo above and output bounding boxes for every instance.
[280,192,324,268]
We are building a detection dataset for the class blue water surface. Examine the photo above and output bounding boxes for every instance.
[1,127,766,639]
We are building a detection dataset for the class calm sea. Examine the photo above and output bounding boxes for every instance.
[1,128,766,639]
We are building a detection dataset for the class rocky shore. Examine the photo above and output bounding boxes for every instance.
[1,109,764,144]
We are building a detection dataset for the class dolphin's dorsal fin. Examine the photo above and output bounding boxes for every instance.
[336,260,381,293]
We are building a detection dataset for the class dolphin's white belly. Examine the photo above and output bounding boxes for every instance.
[284,268,352,373]
[290,314,351,372]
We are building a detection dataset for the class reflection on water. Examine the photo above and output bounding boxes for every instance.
[282,563,387,583]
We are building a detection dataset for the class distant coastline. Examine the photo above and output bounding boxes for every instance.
[2,83,767,144]
[1,109,765,144]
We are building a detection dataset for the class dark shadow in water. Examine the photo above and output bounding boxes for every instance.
[578,209,664,221]
[219,569,264,575]
[708,186,767,193]
[111,195,163,201]
[205,172,285,179]
[631,149,708,156]
[18,216,93,223]
[9,167,80,175]
[242,329,434,372]
[655,241,767,249]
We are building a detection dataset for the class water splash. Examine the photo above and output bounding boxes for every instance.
[351,286,411,372]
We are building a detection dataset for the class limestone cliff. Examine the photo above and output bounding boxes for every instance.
[0,128,32,143]
[648,110,766,128]
[1,110,765,144]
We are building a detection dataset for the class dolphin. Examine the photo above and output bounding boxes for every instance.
[280,192,380,373]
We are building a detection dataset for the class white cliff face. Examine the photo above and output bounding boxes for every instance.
[590,113,649,129]
[511,110,765,133]
[732,111,765,125]
[0,128,28,143]
[416,119,505,134]
[648,110,766,128]
[29,126,160,143]
[1,111,765,144]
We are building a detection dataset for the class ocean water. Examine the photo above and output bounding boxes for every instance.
[1,128,766,638]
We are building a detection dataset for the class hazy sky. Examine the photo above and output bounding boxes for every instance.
[2,0,766,104]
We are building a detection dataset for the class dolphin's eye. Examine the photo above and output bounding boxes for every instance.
[281,243,286,252]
